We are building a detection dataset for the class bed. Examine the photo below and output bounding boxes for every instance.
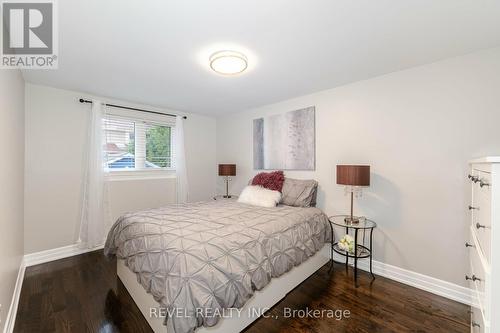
[104,198,331,333]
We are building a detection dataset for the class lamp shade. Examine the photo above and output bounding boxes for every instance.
[336,165,370,186]
[218,164,236,176]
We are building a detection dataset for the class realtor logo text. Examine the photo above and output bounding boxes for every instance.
[1,0,58,69]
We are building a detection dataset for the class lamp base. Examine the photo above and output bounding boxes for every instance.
[344,216,360,224]
[223,195,232,198]
[345,191,360,224]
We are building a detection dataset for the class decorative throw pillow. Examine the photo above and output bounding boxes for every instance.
[238,185,282,208]
[281,178,318,207]
[251,171,285,192]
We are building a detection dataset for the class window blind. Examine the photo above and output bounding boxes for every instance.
[103,115,174,170]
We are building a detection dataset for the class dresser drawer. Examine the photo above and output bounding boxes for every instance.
[473,223,491,264]
[474,171,491,198]
[471,175,491,263]
[470,169,491,208]
[471,305,486,333]
[469,246,487,303]
[468,226,491,324]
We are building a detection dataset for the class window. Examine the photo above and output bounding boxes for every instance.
[103,114,174,172]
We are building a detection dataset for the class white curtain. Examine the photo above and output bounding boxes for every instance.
[175,116,189,203]
[79,100,107,249]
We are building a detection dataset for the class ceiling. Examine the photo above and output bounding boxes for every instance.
[23,0,500,115]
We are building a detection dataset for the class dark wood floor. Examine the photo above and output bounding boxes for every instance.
[14,250,469,333]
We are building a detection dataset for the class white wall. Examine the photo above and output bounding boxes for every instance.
[107,178,176,223]
[0,69,25,330]
[216,47,500,286]
[25,84,216,254]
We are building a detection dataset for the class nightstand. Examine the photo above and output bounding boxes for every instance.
[328,215,376,286]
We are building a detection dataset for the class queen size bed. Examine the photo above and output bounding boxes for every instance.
[105,194,331,333]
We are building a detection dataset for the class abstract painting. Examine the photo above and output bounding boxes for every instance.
[253,106,315,170]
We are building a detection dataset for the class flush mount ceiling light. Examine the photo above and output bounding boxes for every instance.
[209,50,248,75]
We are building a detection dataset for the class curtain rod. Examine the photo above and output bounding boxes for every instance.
[78,98,187,119]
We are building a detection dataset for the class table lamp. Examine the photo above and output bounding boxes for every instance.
[336,165,370,224]
[218,164,236,198]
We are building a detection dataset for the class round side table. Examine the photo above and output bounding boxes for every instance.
[328,215,376,286]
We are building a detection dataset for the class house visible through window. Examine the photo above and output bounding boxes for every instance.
[103,115,174,171]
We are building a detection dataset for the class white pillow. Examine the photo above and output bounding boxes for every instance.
[238,185,282,208]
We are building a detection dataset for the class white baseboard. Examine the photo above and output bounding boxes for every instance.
[3,259,25,333]
[320,246,477,307]
[24,243,104,267]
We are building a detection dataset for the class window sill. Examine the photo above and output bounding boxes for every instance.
[104,169,176,182]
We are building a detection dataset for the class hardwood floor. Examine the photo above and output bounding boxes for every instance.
[14,250,469,333]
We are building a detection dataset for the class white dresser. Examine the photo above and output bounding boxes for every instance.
[468,157,500,333]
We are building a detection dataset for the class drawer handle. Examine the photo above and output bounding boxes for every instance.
[465,274,482,282]
[468,174,480,183]
[468,205,479,210]
[465,242,475,248]
[472,321,481,328]
[480,180,490,188]
[476,223,486,229]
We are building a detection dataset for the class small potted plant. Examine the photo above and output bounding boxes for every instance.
[338,235,355,254]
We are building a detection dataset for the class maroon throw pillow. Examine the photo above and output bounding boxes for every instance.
[251,171,285,192]
[251,172,270,188]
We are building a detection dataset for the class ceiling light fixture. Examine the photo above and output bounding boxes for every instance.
[209,50,248,75]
